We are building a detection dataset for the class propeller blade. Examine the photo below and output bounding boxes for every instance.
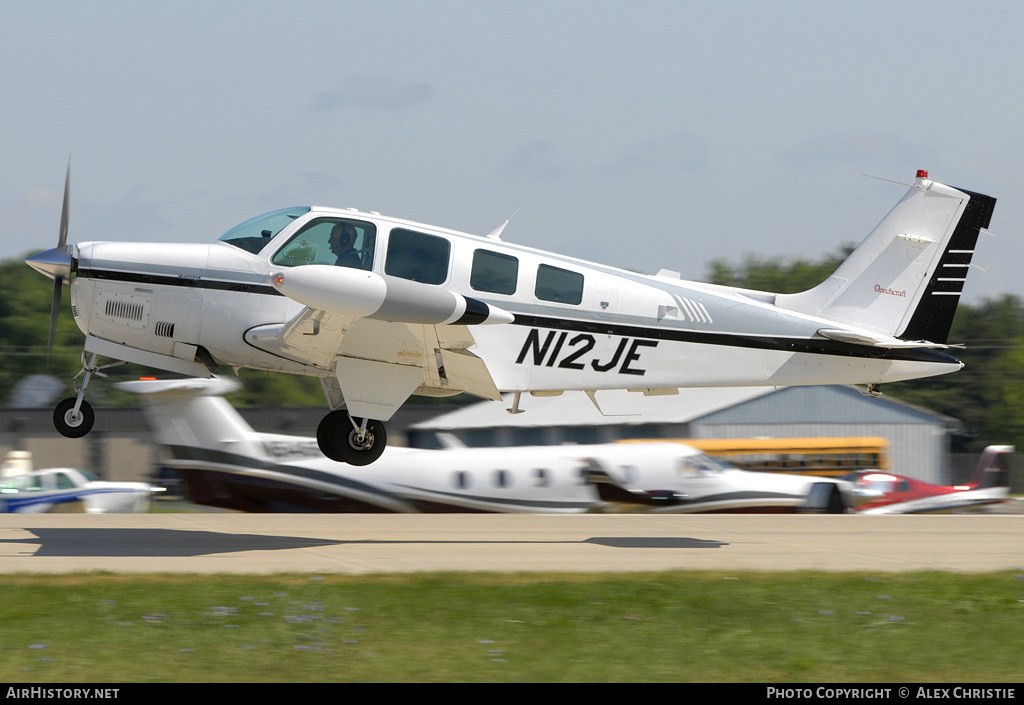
[48,276,63,363]
[58,160,70,249]
[45,158,71,364]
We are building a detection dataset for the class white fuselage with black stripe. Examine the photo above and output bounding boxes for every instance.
[67,173,990,410]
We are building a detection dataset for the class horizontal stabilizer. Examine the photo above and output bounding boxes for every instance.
[816,328,947,349]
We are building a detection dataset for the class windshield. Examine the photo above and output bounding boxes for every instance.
[218,207,310,255]
[680,453,734,476]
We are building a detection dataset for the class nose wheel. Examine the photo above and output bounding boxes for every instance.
[53,397,95,438]
[316,411,387,465]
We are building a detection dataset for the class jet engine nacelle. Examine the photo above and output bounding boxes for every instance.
[270,265,514,326]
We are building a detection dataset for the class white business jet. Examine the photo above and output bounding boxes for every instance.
[27,168,996,465]
[119,376,850,514]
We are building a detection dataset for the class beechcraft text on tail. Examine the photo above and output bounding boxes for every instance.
[27,168,996,465]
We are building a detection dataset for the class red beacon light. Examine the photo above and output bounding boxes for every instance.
[916,169,928,179]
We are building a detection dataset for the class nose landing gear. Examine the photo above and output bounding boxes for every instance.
[52,352,124,439]
[316,411,387,465]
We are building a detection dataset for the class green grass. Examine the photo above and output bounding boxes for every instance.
[1,571,1022,682]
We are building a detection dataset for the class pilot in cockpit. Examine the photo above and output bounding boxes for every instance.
[328,222,362,269]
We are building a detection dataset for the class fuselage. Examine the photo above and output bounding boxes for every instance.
[848,471,1010,514]
[67,205,963,395]
[157,433,844,514]
[0,467,156,514]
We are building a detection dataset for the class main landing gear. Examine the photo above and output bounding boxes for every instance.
[52,352,124,439]
[316,411,387,465]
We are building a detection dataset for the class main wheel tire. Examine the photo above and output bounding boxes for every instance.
[316,412,387,465]
[53,398,95,438]
[316,410,349,462]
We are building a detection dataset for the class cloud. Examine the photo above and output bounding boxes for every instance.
[605,132,710,175]
[313,75,434,113]
[500,140,568,183]
[783,130,931,166]
[23,187,63,209]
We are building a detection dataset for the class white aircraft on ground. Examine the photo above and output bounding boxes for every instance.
[119,376,850,514]
[0,451,161,514]
[28,167,996,465]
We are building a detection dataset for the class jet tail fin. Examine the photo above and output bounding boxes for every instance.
[964,445,1015,490]
[115,377,263,459]
[776,172,996,345]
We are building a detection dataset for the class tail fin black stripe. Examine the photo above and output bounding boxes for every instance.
[898,188,996,344]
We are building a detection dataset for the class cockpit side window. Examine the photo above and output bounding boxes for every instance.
[218,207,311,255]
[270,218,377,270]
[385,228,451,285]
[680,454,731,476]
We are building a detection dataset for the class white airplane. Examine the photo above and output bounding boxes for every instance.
[119,376,851,514]
[0,452,161,514]
[28,167,996,465]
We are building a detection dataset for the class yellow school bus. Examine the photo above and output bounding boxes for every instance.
[618,437,890,477]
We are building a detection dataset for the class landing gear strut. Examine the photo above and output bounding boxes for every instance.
[316,411,387,465]
[52,352,124,439]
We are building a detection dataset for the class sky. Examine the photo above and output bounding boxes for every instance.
[2,1,1022,303]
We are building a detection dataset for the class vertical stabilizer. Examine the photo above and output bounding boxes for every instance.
[777,172,996,345]
[966,445,1014,490]
[115,377,265,459]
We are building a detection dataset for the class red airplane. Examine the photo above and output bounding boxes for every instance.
[846,445,1014,514]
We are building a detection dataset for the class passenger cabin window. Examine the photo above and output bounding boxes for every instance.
[219,207,311,255]
[471,249,518,295]
[535,264,584,305]
[385,229,450,284]
[270,218,376,270]
[532,468,550,487]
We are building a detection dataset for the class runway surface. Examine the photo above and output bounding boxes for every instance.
[1,512,1022,574]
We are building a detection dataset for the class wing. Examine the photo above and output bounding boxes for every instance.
[247,305,503,421]
[251,266,512,419]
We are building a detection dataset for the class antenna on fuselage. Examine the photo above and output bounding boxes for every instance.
[485,204,523,240]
